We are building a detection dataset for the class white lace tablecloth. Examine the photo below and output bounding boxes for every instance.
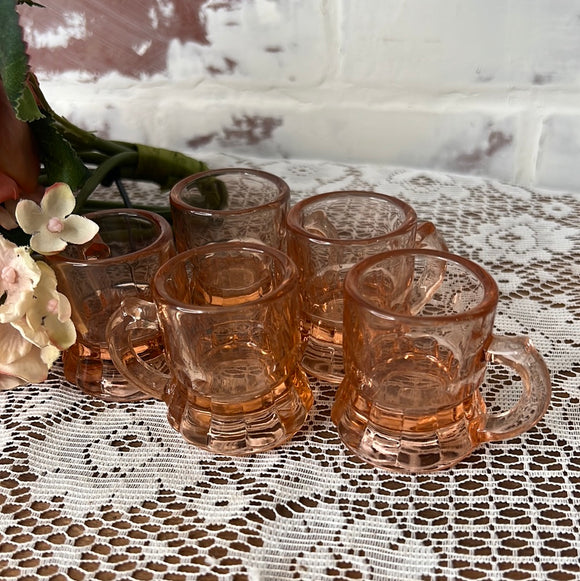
[1,154,579,581]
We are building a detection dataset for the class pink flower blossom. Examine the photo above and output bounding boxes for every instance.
[0,236,41,324]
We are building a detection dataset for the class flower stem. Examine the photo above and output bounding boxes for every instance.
[75,151,138,211]
[25,73,215,211]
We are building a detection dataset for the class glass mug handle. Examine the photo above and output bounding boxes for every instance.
[478,335,551,442]
[106,297,171,401]
[415,220,448,252]
[406,221,449,315]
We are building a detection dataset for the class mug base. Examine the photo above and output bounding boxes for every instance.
[332,383,484,473]
[165,367,313,456]
[336,426,478,473]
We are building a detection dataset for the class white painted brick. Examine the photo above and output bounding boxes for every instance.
[339,0,580,88]
[536,114,580,191]
[43,77,518,183]
[150,95,520,182]
[20,0,580,192]
[222,107,519,183]
[167,0,330,87]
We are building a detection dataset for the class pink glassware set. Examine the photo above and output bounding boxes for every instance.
[49,168,551,472]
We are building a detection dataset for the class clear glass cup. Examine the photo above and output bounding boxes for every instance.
[332,249,552,473]
[46,209,175,402]
[107,241,313,456]
[286,191,447,384]
[170,168,290,252]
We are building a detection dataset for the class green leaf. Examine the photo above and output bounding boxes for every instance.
[30,117,89,190]
[16,83,43,121]
[0,0,39,121]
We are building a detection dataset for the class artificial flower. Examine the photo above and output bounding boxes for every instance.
[0,373,28,391]
[15,182,99,255]
[25,261,76,351]
[0,235,41,323]
[0,321,54,390]
[11,313,61,367]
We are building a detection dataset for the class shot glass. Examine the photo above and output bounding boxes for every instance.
[286,191,447,384]
[332,249,552,473]
[170,168,290,252]
[107,242,313,456]
[47,209,175,402]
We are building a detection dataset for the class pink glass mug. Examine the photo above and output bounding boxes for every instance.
[170,168,290,252]
[286,191,447,384]
[107,241,313,456]
[332,249,552,473]
[47,209,175,402]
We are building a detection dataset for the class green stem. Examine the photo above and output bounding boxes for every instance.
[54,114,131,156]
[75,150,139,211]
[25,73,215,208]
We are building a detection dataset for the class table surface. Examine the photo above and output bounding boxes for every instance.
[1,153,579,581]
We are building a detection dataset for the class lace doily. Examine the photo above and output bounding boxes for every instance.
[1,154,578,580]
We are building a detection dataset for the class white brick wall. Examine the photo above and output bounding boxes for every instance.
[21,0,580,192]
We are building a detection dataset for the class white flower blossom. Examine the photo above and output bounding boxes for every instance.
[0,321,54,390]
[0,235,41,323]
[15,182,99,255]
[1,182,100,389]
[21,261,76,351]
[0,217,78,389]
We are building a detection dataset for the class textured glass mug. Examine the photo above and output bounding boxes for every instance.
[331,249,552,473]
[170,168,290,252]
[286,191,447,384]
[107,242,313,456]
[47,209,175,402]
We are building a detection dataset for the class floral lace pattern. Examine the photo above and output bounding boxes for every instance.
[1,154,579,580]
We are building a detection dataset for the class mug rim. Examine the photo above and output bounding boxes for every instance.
[344,248,499,323]
[153,241,299,312]
[170,168,290,215]
[285,191,417,245]
[47,208,173,265]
